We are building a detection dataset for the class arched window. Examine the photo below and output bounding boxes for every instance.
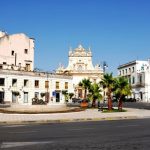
[78,65,82,71]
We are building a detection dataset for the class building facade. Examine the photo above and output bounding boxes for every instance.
[0,31,34,71]
[56,44,103,98]
[0,69,73,105]
[0,31,74,105]
[118,60,150,102]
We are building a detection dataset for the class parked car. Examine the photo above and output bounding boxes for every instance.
[78,99,89,103]
[112,96,118,102]
[72,98,81,103]
[123,98,136,102]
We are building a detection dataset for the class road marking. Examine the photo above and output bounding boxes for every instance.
[116,124,139,128]
[0,141,53,148]
[68,127,94,131]
[2,125,27,128]
[9,131,38,134]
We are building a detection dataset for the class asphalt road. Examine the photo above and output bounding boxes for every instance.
[0,119,150,150]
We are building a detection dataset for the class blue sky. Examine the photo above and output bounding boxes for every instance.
[1,0,150,75]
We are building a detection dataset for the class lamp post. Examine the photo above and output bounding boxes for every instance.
[46,72,49,103]
[102,61,108,103]
[103,61,108,74]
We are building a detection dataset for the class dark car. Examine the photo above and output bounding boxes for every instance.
[78,99,89,103]
[123,98,136,102]
[112,97,118,102]
[72,98,81,103]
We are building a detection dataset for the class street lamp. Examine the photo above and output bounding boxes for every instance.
[103,61,108,73]
[46,72,49,103]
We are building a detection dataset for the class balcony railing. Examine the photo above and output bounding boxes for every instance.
[132,82,145,87]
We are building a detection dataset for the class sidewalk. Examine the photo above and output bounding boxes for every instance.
[0,108,150,124]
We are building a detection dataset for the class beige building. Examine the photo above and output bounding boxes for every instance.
[56,44,103,98]
[0,31,34,71]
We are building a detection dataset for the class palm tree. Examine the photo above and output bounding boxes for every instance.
[79,78,91,99]
[100,73,115,110]
[62,90,68,102]
[68,93,74,101]
[88,83,102,107]
[114,76,131,111]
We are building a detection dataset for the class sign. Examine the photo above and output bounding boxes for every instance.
[52,91,56,96]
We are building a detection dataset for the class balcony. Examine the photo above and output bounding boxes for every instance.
[132,82,145,88]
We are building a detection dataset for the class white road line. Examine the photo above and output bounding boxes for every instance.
[68,127,95,131]
[9,131,38,134]
[0,141,53,148]
[116,124,139,128]
[2,125,27,128]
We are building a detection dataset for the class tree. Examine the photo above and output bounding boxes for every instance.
[100,73,115,110]
[40,92,46,98]
[68,93,74,100]
[88,83,102,107]
[79,78,91,99]
[62,90,68,102]
[114,76,131,111]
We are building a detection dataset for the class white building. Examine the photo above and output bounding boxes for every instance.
[0,31,34,71]
[118,60,150,102]
[0,69,73,105]
[56,44,103,98]
[0,31,74,105]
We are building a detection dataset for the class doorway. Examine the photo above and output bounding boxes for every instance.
[24,92,28,103]
[0,92,4,103]
[12,92,17,103]
[56,92,60,102]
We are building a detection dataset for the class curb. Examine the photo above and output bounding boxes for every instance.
[0,116,140,125]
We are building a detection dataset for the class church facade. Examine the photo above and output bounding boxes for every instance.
[56,45,103,98]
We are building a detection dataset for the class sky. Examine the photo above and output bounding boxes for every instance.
[1,0,150,75]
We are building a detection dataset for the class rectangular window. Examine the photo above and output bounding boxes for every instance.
[34,92,39,98]
[56,81,59,89]
[132,67,135,73]
[65,82,68,89]
[129,68,131,73]
[24,49,28,54]
[3,62,6,65]
[139,74,142,83]
[24,79,29,87]
[24,92,28,103]
[129,77,131,84]
[11,50,14,56]
[12,79,17,87]
[0,78,5,86]
[45,81,49,88]
[35,80,39,88]
[132,76,135,84]
[25,64,30,71]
